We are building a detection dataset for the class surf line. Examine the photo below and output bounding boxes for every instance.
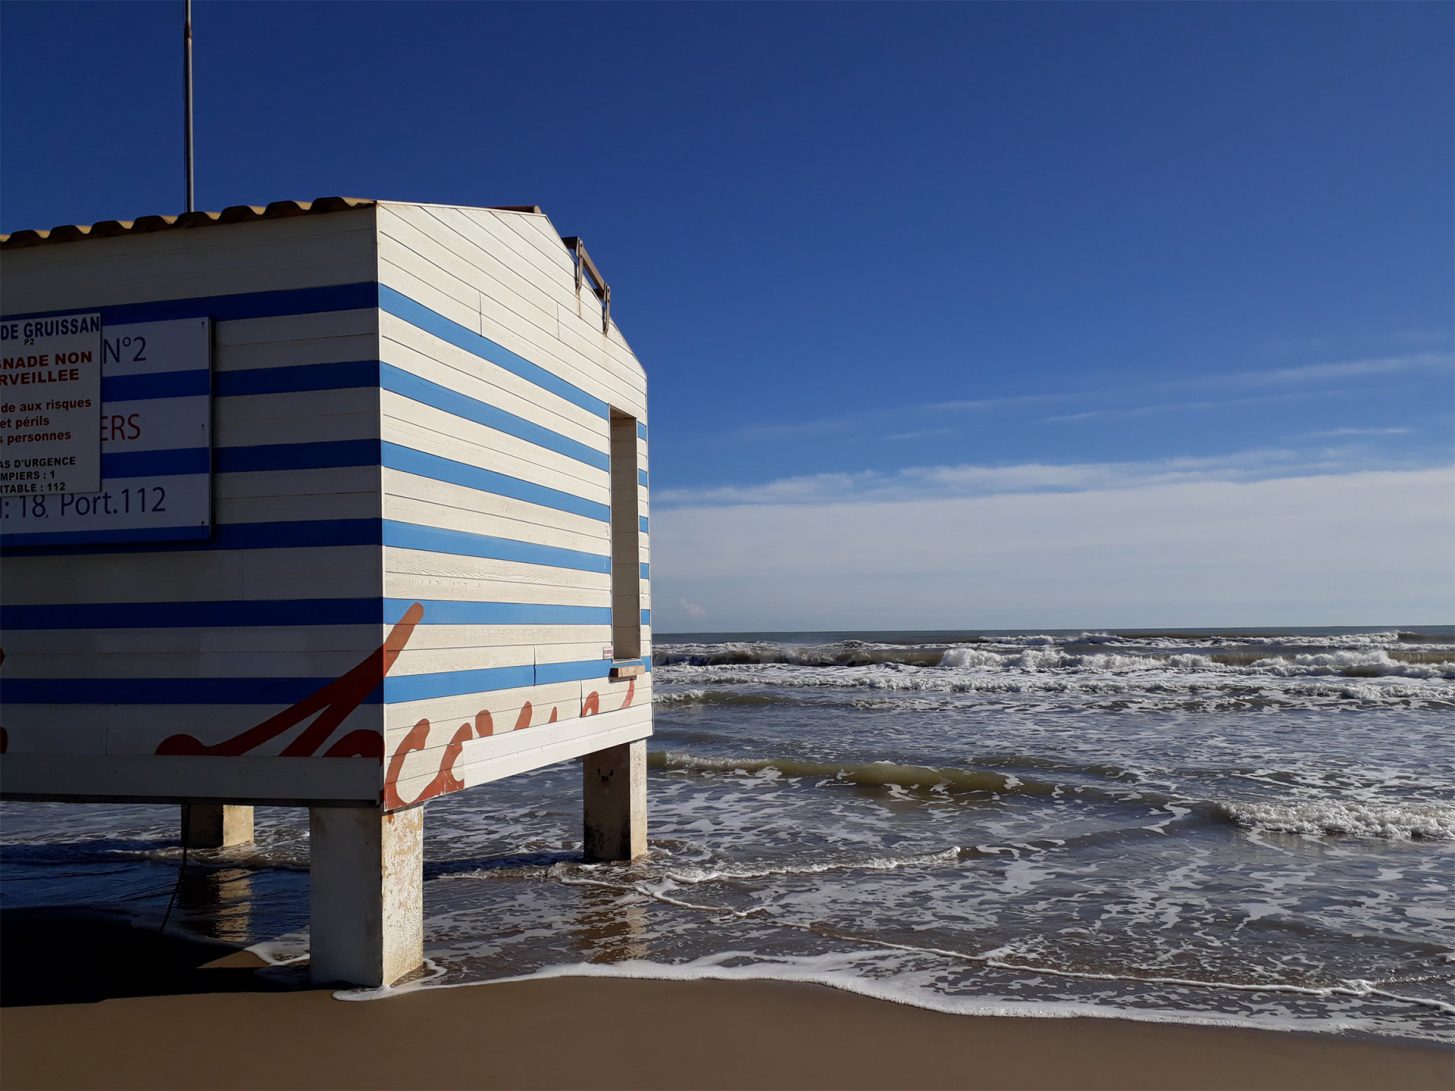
[551,874,1455,1018]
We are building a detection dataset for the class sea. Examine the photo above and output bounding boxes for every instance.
[2,625,1452,1043]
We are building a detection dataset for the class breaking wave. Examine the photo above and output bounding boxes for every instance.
[1250,651,1455,680]
[651,749,1029,793]
[653,629,1455,711]
[648,750,1193,811]
[1222,801,1455,841]
[649,750,1455,844]
[654,641,946,668]
[658,642,1454,680]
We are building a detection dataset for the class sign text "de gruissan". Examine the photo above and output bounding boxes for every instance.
[0,313,102,493]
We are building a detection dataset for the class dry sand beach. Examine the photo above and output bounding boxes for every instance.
[1,908,1450,1091]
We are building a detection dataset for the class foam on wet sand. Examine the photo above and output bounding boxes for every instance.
[1,908,1450,1091]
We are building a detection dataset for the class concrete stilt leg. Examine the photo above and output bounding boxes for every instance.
[582,739,647,862]
[181,804,254,848]
[308,805,424,987]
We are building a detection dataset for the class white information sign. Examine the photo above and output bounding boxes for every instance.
[0,317,211,547]
[0,312,102,494]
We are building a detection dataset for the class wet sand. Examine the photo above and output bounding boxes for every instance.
[2,908,1450,1091]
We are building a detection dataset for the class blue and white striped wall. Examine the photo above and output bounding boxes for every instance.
[0,203,651,807]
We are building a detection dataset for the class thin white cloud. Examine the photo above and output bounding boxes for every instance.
[650,466,1455,631]
[927,392,1073,412]
[884,428,954,441]
[655,447,1371,508]
[1218,353,1452,388]
[1040,389,1344,424]
[733,352,1450,442]
[739,392,1067,441]
[1302,426,1412,438]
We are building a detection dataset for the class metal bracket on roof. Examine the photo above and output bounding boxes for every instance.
[562,236,611,334]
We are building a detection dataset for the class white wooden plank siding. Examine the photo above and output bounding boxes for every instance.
[1,210,385,804]
[0,211,377,313]
[379,385,606,492]
[384,550,611,601]
[0,754,379,805]
[379,204,646,416]
[380,317,607,445]
[386,689,652,778]
[2,702,376,756]
[216,310,377,365]
[1,200,651,811]
[383,678,652,753]
[2,547,378,605]
[385,680,589,745]
[379,255,641,418]
[5,624,380,656]
[384,490,608,565]
[376,202,650,810]
[389,704,652,802]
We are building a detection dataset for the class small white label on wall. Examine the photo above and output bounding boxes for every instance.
[0,312,103,494]
[0,316,212,545]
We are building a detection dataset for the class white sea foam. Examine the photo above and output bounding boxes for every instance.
[1223,800,1455,840]
[1008,650,1222,672]
[332,949,1455,1037]
[660,846,963,884]
[1252,651,1455,680]
[652,688,708,705]
[403,955,1353,1032]
[939,647,1005,669]
[657,635,1455,711]
[247,934,310,966]
[660,664,1448,701]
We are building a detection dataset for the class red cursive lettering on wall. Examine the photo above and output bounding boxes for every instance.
[381,718,431,809]
[156,604,424,758]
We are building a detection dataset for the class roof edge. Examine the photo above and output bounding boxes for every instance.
[0,197,375,251]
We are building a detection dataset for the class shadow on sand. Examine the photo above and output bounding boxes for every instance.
[0,906,301,1007]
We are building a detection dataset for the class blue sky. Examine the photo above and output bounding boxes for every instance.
[3,2,1451,629]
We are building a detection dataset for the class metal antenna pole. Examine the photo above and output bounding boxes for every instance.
[184,0,194,212]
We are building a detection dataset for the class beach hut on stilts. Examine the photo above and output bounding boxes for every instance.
[0,199,653,986]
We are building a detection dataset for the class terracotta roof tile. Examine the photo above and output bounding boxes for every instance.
[0,197,375,250]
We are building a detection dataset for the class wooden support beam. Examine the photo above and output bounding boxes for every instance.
[308,805,424,987]
[582,740,647,862]
[180,804,253,848]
